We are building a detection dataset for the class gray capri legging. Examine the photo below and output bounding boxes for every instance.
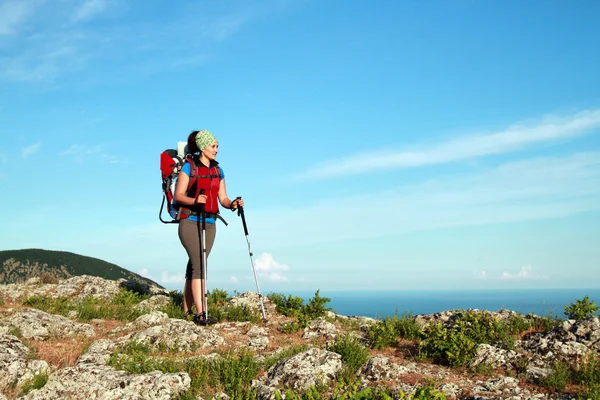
[178,218,217,280]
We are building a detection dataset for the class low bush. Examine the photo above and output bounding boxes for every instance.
[17,372,48,396]
[538,361,571,392]
[328,333,370,382]
[564,296,600,320]
[269,290,331,333]
[367,312,422,350]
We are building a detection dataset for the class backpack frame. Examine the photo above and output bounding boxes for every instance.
[159,149,186,224]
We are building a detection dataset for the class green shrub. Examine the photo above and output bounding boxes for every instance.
[367,312,422,350]
[564,296,600,320]
[583,384,600,400]
[505,314,532,335]
[367,317,401,350]
[525,312,562,332]
[22,289,147,322]
[275,379,395,400]
[268,290,331,333]
[224,305,261,323]
[402,381,447,400]
[23,295,73,315]
[539,361,571,392]
[208,288,229,308]
[328,333,370,381]
[17,372,48,396]
[304,290,331,319]
[208,349,260,398]
[268,292,305,317]
[418,310,521,368]
[274,380,445,400]
[419,321,477,368]
[574,353,600,388]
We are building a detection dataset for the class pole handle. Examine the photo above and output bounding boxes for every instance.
[233,196,249,236]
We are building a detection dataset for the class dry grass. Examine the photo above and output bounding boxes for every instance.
[30,338,90,369]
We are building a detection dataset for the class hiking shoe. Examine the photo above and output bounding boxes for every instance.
[193,313,207,326]
[184,310,194,320]
[193,312,218,326]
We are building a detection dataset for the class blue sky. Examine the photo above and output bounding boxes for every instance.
[1,0,599,294]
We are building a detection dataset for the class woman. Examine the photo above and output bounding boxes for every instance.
[174,129,243,325]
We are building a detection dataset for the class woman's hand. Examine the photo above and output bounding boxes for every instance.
[231,197,244,209]
[195,194,207,204]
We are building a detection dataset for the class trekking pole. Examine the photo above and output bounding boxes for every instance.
[234,197,267,322]
[201,204,209,319]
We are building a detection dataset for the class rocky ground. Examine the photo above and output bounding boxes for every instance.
[0,276,598,399]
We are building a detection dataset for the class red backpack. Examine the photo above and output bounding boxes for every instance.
[159,149,228,225]
[159,149,187,223]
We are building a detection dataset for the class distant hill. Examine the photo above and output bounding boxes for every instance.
[0,248,163,288]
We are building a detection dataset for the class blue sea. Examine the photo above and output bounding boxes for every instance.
[288,289,600,319]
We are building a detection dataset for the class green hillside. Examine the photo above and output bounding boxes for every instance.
[0,248,163,288]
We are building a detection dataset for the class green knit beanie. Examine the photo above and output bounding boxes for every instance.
[195,129,217,151]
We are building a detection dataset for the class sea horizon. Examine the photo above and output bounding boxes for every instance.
[284,288,600,319]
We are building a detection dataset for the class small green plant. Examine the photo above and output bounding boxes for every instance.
[529,312,562,332]
[403,381,447,400]
[511,354,531,378]
[472,361,496,376]
[17,372,49,396]
[268,290,331,333]
[304,290,331,319]
[367,312,422,350]
[274,380,445,400]
[539,361,571,392]
[206,349,260,398]
[208,288,229,308]
[224,305,261,323]
[22,289,147,322]
[275,379,395,399]
[418,310,528,368]
[367,316,401,350]
[268,292,305,317]
[584,385,600,400]
[8,326,22,337]
[23,295,73,315]
[564,296,600,320]
[328,333,370,382]
[574,353,600,391]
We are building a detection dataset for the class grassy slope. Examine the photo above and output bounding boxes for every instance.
[0,248,162,288]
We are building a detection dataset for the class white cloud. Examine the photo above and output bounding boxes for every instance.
[0,0,36,36]
[473,270,487,280]
[253,252,290,282]
[138,268,151,279]
[60,144,104,156]
[0,2,276,83]
[60,143,121,163]
[229,252,291,286]
[500,265,550,281]
[159,271,185,285]
[71,0,110,23]
[474,265,550,281]
[229,253,290,285]
[250,151,600,247]
[21,141,41,159]
[297,109,600,180]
